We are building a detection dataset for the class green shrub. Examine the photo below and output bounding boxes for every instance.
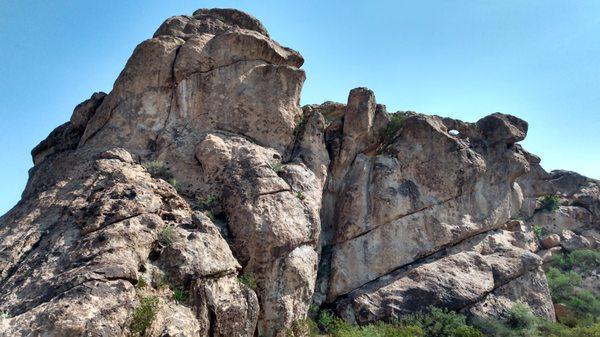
[142,160,172,180]
[533,224,548,239]
[131,296,159,335]
[547,267,583,303]
[143,160,180,192]
[296,191,306,201]
[317,310,337,333]
[287,318,319,337]
[0,311,10,319]
[167,178,180,191]
[294,113,308,136]
[547,266,600,324]
[151,271,170,289]
[270,160,284,174]
[505,303,537,330]
[238,272,258,290]
[564,290,600,322]
[402,306,477,337]
[539,194,561,212]
[197,194,217,211]
[380,113,405,144]
[172,287,187,304]
[136,276,147,289]
[559,249,600,274]
[158,226,178,246]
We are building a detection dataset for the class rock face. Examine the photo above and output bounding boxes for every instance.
[1,7,597,337]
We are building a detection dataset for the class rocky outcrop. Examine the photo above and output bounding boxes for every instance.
[1,7,597,337]
[517,153,599,255]
[2,9,319,337]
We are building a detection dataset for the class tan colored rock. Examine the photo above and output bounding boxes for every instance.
[538,246,564,264]
[505,219,525,231]
[335,252,495,324]
[531,206,593,233]
[467,268,555,321]
[0,148,258,336]
[541,234,561,249]
[560,230,591,251]
[326,102,531,300]
[195,132,323,337]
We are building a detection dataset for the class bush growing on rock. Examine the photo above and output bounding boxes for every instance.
[196,194,217,211]
[158,226,178,246]
[136,276,147,289]
[270,160,284,174]
[172,287,187,304]
[380,113,405,144]
[130,296,159,335]
[539,194,561,212]
[142,160,171,179]
[238,272,258,290]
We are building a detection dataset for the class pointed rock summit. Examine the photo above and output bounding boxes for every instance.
[1,7,598,337]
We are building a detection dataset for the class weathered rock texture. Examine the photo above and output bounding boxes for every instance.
[1,7,598,337]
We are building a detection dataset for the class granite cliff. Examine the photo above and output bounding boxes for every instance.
[0,8,598,337]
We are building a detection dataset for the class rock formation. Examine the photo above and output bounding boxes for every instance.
[0,7,598,337]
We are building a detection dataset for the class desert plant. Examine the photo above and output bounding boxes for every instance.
[296,191,306,201]
[532,224,547,239]
[136,276,147,289]
[151,270,170,289]
[142,160,172,180]
[539,194,561,212]
[238,272,258,290]
[556,249,600,274]
[402,306,479,337]
[380,113,405,144]
[270,160,284,174]
[158,226,178,246]
[0,311,10,319]
[286,318,319,337]
[294,113,309,136]
[130,296,159,335]
[197,194,217,211]
[167,178,180,191]
[172,287,187,304]
[505,303,537,330]
[316,309,337,333]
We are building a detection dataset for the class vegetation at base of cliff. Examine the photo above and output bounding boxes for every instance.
[473,303,600,337]
[380,113,405,144]
[288,306,480,337]
[552,249,600,274]
[130,296,159,335]
[288,304,600,337]
[538,194,561,212]
[238,271,258,290]
[546,249,600,326]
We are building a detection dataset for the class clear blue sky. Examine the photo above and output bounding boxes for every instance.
[1,1,599,214]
